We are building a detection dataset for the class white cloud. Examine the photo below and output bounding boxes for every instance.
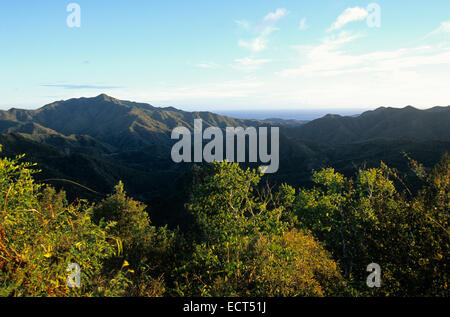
[255,8,288,32]
[299,18,309,31]
[238,38,267,52]
[263,8,288,23]
[270,31,450,108]
[429,20,450,35]
[233,57,272,72]
[122,79,266,110]
[111,22,450,111]
[238,9,287,52]
[279,31,364,77]
[328,7,368,31]
[238,26,278,52]
[279,30,450,79]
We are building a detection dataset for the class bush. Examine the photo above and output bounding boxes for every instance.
[294,155,449,296]
[173,162,346,297]
[0,151,121,296]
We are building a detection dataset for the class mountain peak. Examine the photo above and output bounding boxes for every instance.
[404,105,418,111]
[94,93,118,102]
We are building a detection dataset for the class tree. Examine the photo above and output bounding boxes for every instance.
[0,148,124,296]
[174,162,346,296]
[294,155,449,296]
[93,181,177,297]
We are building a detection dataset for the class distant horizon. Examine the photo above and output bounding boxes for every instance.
[216,108,368,121]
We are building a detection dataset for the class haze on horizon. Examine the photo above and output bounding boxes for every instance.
[0,0,449,112]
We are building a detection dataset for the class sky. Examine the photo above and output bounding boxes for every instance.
[0,0,449,111]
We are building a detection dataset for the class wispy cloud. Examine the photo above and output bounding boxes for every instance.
[238,8,288,52]
[261,8,288,24]
[238,37,267,52]
[269,29,450,107]
[328,7,368,31]
[279,32,363,77]
[429,20,450,36]
[238,26,278,52]
[299,18,309,31]
[234,19,251,31]
[135,79,265,103]
[233,57,272,72]
[41,84,123,89]
[195,62,220,69]
[278,30,450,78]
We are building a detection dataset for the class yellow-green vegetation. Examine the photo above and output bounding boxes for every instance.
[295,156,449,296]
[0,144,448,297]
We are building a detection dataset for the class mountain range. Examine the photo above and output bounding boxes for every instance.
[1,94,448,226]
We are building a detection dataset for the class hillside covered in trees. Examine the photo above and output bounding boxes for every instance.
[0,96,448,297]
[0,95,448,228]
[1,145,448,297]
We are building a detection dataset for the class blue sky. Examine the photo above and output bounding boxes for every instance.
[0,0,449,111]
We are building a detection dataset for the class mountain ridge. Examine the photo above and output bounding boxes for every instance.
[1,94,449,150]
[0,94,264,150]
[289,104,450,144]
[1,94,448,226]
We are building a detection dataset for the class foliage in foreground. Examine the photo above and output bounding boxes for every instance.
[0,144,448,297]
[295,155,449,296]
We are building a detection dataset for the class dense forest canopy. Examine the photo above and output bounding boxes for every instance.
[1,144,448,297]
